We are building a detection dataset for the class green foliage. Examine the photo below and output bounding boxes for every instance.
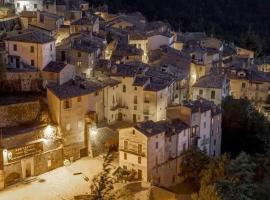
[222,96,270,156]
[179,148,210,187]
[192,152,270,200]
[90,151,115,200]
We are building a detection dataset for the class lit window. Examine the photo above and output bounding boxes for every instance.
[66,123,71,131]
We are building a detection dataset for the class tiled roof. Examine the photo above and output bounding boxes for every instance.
[47,79,103,100]
[5,30,55,44]
[193,73,226,89]
[135,119,189,137]
[183,98,219,113]
[47,78,119,100]
[71,16,97,25]
[43,61,67,73]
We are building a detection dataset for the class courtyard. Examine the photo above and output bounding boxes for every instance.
[0,157,104,200]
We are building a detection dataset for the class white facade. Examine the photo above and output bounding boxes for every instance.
[109,76,169,123]
[119,122,190,187]
[147,34,174,51]
[5,40,56,70]
[14,0,43,14]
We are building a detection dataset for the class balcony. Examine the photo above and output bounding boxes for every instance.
[120,148,146,157]
[144,99,150,104]
[143,110,150,115]
[110,104,128,111]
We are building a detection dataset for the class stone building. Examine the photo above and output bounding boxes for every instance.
[0,96,62,188]
[166,98,222,156]
[14,0,43,14]
[192,73,229,105]
[47,77,120,160]
[228,67,270,104]
[118,119,190,188]
[5,30,56,71]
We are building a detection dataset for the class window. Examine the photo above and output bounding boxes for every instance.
[50,44,53,51]
[172,175,175,183]
[63,99,72,109]
[134,105,137,110]
[66,123,71,131]
[138,144,142,154]
[138,157,141,164]
[124,153,127,160]
[77,96,81,102]
[199,89,203,95]
[77,52,81,57]
[134,96,137,104]
[34,4,37,8]
[124,140,128,150]
[156,142,158,149]
[78,120,83,128]
[155,156,158,165]
[77,61,81,67]
[214,139,216,146]
[13,44,17,51]
[31,60,35,66]
[122,85,126,92]
[183,143,186,152]
[132,130,135,135]
[211,91,215,99]
[242,82,246,89]
[17,3,20,7]
[30,46,34,53]
[134,87,137,91]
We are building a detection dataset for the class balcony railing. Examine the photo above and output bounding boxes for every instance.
[120,148,146,157]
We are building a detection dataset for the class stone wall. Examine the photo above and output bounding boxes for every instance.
[34,148,63,175]
[0,100,41,127]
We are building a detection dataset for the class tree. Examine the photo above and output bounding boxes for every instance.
[192,152,270,200]
[191,154,230,200]
[222,96,270,156]
[179,148,210,188]
[90,151,115,200]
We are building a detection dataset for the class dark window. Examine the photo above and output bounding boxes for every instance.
[13,44,17,51]
[123,85,126,93]
[138,157,141,164]
[30,46,34,53]
[211,91,215,99]
[156,142,158,149]
[31,60,35,66]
